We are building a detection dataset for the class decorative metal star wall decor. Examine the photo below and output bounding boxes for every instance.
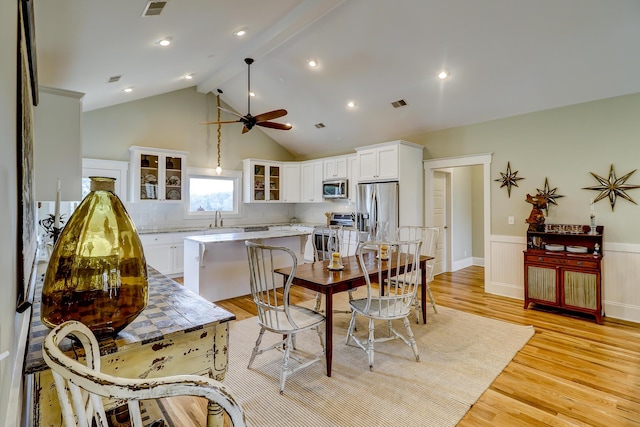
[537,177,564,213]
[583,164,640,211]
[495,161,524,198]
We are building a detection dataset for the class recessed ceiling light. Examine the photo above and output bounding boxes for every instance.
[123,87,133,93]
[438,71,449,79]
[307,58,318,68]
[347,101,357,109]
[184,73,194,80]
[234,29,247,37]
[156,37,172,47]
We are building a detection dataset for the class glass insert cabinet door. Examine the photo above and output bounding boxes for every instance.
[245,160,281,202]
[129,147,187,203]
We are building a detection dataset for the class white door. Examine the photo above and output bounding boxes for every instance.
[432,171,448,275]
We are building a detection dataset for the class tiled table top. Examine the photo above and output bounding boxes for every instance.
[24,266,234,375]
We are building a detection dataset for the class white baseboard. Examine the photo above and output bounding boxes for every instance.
[603,301,640,323]
[452,257,473,271]
[485,281,523,300]
[472,257,485,267]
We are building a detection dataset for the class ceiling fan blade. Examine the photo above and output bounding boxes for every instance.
[253,109,288,122]
[199,120,240,125]
[217,106,245,119]
[257,121,293,131]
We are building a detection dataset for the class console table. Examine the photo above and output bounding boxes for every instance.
[24,266,235,426]
[524,225,603,323]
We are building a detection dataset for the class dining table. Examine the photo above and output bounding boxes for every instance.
[275,252,432,377]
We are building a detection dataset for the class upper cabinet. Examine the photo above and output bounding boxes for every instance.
[282,163,301,203]
[129,146,187,203]
[347,155,359,203]
[356,144,400,181]
[243,159,282,203]
[323,156,349,180]
[300,160,323,203]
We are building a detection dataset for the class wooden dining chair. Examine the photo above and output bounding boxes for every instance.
[245,241,326,394]
[396,225,440,321]
[312,225,360,312]
[42,320,246,427]
[346,239,422,370]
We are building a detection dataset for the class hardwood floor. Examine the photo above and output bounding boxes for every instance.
[170,267,640,426]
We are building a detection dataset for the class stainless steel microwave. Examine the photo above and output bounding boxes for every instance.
[322,179,348,199]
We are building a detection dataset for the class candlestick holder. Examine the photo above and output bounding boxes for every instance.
[589,214,597,235]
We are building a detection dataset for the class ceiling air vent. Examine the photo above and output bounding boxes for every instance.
[314,123,326,129]
[391,99,408,108]
[107,75,121,83]
[142,1,167,17]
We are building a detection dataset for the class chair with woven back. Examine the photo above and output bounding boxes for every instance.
[245,240,326,394]
[346,238,423,370]
[311,225,360,312]
[396,225,440,322]
[42,320,246,427]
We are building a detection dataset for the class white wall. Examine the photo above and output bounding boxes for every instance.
[1,1,21,424]
[34,87,83,201]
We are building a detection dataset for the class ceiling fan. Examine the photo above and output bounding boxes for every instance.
[200,58,292,134]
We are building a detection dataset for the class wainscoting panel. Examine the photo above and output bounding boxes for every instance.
[486,235,526,299]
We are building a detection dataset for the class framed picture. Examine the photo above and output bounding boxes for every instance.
[17,0,39,311]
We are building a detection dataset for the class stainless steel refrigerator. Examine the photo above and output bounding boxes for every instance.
[356,181,399,241]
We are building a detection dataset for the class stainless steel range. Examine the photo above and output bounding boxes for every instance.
[312,213,363,260]
[328,212,355,227]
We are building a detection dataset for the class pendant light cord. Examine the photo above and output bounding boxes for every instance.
[216,94,222,170]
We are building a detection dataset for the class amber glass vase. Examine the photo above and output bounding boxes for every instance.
[41,177,148,338]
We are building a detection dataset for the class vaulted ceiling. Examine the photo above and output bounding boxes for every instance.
[34,0,640,158]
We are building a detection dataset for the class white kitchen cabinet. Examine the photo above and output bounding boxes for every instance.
[282,163,301,203]
[356,144,399,181]
[323,156,349,179]
[139,232,193,277]
[243,159,282,203]
[355,140,424,228]
[300,160,323,203]
[129,146,187,203]
[347,155,359,203]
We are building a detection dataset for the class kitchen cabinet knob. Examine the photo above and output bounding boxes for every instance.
[538,257,543,261]
[577,262,582,266]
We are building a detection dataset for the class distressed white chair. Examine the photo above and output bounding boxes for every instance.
[312,225,360,312]
[42,320,246,427]
[346,239,422,370]
[245,241,326,394]
[396,226,440,322]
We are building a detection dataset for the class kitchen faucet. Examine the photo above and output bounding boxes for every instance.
[214,210,223,227]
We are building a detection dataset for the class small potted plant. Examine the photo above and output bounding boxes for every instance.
[39,213,65,244]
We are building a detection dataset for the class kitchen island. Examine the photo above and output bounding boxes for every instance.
[184,229,312,302]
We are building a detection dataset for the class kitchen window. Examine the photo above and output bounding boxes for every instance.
[186,168,242,217]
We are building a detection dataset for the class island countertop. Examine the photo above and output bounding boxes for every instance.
[185,228,311,244]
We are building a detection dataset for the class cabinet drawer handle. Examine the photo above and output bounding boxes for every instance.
[577,261,582,266]
[538,257,543,261]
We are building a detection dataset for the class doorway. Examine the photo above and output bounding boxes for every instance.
[424,153,492,288]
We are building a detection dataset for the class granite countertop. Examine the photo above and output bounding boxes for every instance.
[138,222,322,235]
[185,229,311,244]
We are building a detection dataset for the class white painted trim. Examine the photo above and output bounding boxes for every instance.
[4,308,31,427]
[424,153,492,287]
[452,257,474,271]
[354,139,424,151]
[604,242,640,253]
[604,302,640,323]
[473,257,485,267]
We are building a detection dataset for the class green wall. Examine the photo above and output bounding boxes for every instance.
[407,93,640,244]
[82,87,296,170]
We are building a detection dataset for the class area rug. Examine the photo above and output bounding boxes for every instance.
[224,295,534,427]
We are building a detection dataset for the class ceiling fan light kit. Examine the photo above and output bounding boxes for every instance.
[200,58,292,134]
